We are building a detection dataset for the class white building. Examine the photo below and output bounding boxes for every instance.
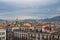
[13,29,28,40]
[0,29,6,40]
[12,27,20,31]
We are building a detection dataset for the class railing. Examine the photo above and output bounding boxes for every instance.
[13,32,60,40]
[28,34,60,40]
[13,34,60,40]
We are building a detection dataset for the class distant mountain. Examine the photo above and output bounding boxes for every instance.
[1,16,60,22]
[50,16,60,21]
[0,19,6,22]
[41,16,60,22]
[22,16,60,22]
[21,19,38,22]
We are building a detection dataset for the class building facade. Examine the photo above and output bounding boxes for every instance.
[0,29,6,40]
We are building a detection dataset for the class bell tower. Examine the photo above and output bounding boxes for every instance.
[15,18,19,26]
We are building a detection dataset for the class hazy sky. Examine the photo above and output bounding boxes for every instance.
[0,0,60,20]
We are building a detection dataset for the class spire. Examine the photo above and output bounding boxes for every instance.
[15,18,19,26]
[16,18,19,23]
[16,18,19,21]
[5,20,8,24]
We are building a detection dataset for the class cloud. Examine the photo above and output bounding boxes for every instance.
[0,7,60,20]
[0,0,59,6]
[0,0,60,20]
[0,16,39,20]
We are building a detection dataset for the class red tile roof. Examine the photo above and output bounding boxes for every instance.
[44,27,51,31]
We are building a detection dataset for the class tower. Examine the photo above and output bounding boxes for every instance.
[16,18,19,23]
[15,18,19,26]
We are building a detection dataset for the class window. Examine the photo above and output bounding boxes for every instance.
[0,37,1,40]
[54,35,58,38]
[0,33,1,35]
[2,37,5,40]
[2,32,5,35]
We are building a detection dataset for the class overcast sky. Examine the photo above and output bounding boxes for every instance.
[0,0,60,20]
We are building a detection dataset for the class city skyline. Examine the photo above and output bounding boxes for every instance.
[0,0,60,20]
